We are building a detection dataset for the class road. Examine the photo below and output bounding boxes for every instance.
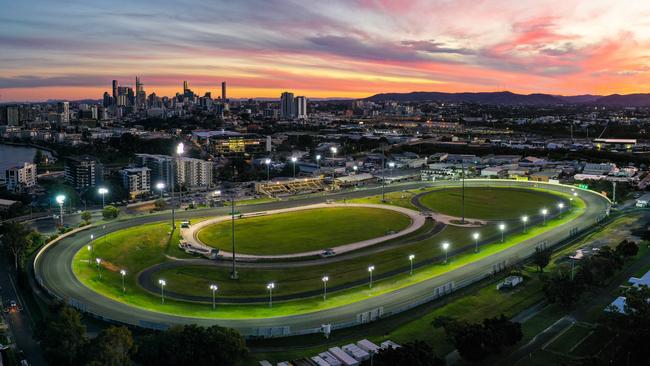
[34,180,610,336]
[0,256,46,366]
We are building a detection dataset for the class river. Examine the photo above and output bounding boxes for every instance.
[0,143,53,175]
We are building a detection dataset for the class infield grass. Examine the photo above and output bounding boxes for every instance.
[196,207,411,255]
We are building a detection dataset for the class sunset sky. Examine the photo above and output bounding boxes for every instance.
[3,0,650,101]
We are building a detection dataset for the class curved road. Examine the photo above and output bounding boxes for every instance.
[34,180,610,336]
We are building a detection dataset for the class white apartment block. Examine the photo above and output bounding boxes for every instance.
[120,167,151,198]
[5,162,37,192]
[135,153,213,189]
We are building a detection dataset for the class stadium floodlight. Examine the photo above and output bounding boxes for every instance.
[158,279,166,303]
[95,257,102,279]
[499,223,506,243]
[368,265,375,288]
[322,276,329,300]
[264,158,272,181]
[267,282,275,307]
[156,182,165,198]
[291,156,297,177]
[98,187,108,208]
[408,254,415,275]
[210,284,218,309]
[120,269,126,294]
[442,242,450,264]
[522,215,529,233]
[55,194,65,226]
[473,232,480,252]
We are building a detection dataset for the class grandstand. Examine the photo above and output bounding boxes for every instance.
[256,177,327,197]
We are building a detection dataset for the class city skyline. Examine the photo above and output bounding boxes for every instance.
[3,0,650,101]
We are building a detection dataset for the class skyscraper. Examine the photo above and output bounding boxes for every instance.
[295,96,307,120]
[221,81,227,101]
[183,80,189,93]
[135,76,146,110]
[280,92,295,119]
[57,101,69,124]
[112,80,118,105]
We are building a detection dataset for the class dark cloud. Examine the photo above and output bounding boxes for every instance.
[400,40,475,55]
[0,75,111,89]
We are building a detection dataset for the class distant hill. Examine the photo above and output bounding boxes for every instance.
[365,91,650,107]
[365,91,564,105]
[592,93,650,107]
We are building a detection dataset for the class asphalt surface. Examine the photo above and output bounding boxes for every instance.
[34,181,610,336]
[0,256,46,366]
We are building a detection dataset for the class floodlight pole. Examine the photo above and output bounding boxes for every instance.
[461,162,465,224]
[230,194,238,279]
[381,144,386,202]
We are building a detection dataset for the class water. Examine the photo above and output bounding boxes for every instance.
[0,143,53,174]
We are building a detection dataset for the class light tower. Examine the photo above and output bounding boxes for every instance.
[210,284,218,309]
[98,187,108,208]
[367,265,375,288]
[55,195,65,226]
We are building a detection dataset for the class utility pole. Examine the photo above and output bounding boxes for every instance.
[230,194,238,279]
[381,144,386,202]
[461,161,466,223]
[612,181,617,203]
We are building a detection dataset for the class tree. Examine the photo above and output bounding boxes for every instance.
[615,240,639,258]
[543,274,583,306]
[373,340,445,366]
[0,222,32,269]
[84,326,135,366]
[38,303,87,365]
[532,246,552,272]
[33,149,44,164]
[601,286,650,365]
[154,198,166,211]
[135,324,247,366]
[434,315,523,362]
[102,205,120,220]
[81,210,92,222]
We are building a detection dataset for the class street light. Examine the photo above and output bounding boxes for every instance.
[176,142,184,212]
[473,232,480,252]
[156,182,165,198]
[316,154,321,169]
[120,269,126,294]
[267,282,275,307]
[541,208,548,225]
[322,276,329,300]
[388,162,395,178]
[408,254,415,275]
[442,242,450,264]
[55,194,65,226]
[499,223,506,243]
[264,158,271,181]
[95,257,102,279]
[522,216,529,233]
[352,165,358,173]
[158,279,166,303]
[558,202,565,216]
[210,284,218,309]
[291,156,297,177]
[368,266,375,288]
[330,146,337,157]
[98,187,108,208]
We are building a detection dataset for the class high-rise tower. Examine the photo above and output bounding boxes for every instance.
[221,81,227,101]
